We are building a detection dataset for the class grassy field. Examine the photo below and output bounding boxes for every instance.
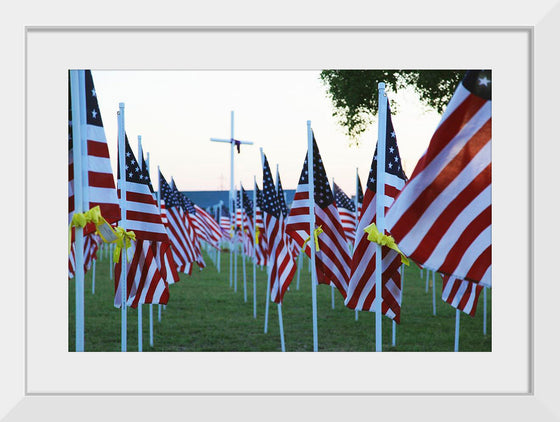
[68,246,491,352]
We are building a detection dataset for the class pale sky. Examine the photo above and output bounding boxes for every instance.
[92,70,443,197]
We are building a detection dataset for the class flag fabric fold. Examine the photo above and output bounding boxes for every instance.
[385,70,492,287]
[261,154,297,303]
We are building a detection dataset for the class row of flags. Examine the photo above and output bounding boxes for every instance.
[69,69,491,351]
[68,70,229,319]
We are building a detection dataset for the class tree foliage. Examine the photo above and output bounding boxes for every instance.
[319,70,464,141]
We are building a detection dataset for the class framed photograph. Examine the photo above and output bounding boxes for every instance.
[4,0,558,419]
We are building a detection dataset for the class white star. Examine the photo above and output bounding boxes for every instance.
[388,162,393,169]
[389,146,394,153]
[391,131,396,138]
[394,156,399,162]
[135,166,140,172]
[131,160,135,165]
[128,172,133,177]
[91,109,97,119]
[91,89,96,97]
[126,152,131,157]
[478,76,490,86]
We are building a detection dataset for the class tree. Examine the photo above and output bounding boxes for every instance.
[319,70,464,142]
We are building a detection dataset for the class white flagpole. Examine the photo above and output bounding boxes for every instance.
[355,168,359,321]
[146,152,153,348]
[270,157,287,351]
[374,82,387,352]
[296,252,301,290]
[432,270,437,316]
[261,149,271,334]
[234,186,238,293]
[454,309,460,352]
[253,177,258,319]
[109,243,113,280]
[70,70,86,352]
[118,102,128,352]
[217,201,222,274]
[426,269,429,292]
[330,177,335,310]
[278,303,286,352]
[157,165,163,323]
[91,259,96,294]
[137,136,144,352]
[241,184,247,302]
[307,121,319,352]
[483,287,487,335]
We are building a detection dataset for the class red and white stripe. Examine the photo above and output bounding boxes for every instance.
[114,240,169,308]
[286,184,351,299]
[264,212,296,303]
[441,275,483,317]
[254,206,267,266]
[345,173,406,322]
[68,233,100,279]
[164,206,197,274]
[193,205,223,249]
[338,207,356,246]
[386,80,491,287]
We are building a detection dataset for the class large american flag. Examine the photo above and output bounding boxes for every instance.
[344,102,407,322]
[333,182,356,247]
[254,183,268,266]
[159,172,198,274]
[386,70,491,287]
[285,136,351,299]
[114,136,170,308]
[68,70,120,233]
[261,154,297,303]
[441,275,483,317]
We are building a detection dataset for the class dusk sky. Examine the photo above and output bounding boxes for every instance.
[92,70,443,196]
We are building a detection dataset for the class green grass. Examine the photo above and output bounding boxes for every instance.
[68,247,491,352]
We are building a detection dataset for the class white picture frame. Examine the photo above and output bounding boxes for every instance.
[4,0,558,419]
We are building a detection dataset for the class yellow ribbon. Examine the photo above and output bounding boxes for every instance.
[363,222,409,266]
[112,227,136,263]
[302,226,324,252]
[68,206,104,253]
[255,226,260,245]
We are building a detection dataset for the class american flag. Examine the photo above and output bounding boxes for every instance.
[254,183,268,266]
[218,205,232,239]
[333,182,357,246]
[139,154,179,286]
[285,136,351,299]
[261,154,297,303]
[240,186,255,257]
[68,233,100,279]
[441,275,483,317]
[194,204,224,250]
[114,240,169,308]
[159,172,198,274]
[171,180,205,269]
[344,102,407,322]
[114,137,170,308]
[386,70,491,287]
[68,70,120,233]
[117,136,168,242]
[277,171,299,258]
